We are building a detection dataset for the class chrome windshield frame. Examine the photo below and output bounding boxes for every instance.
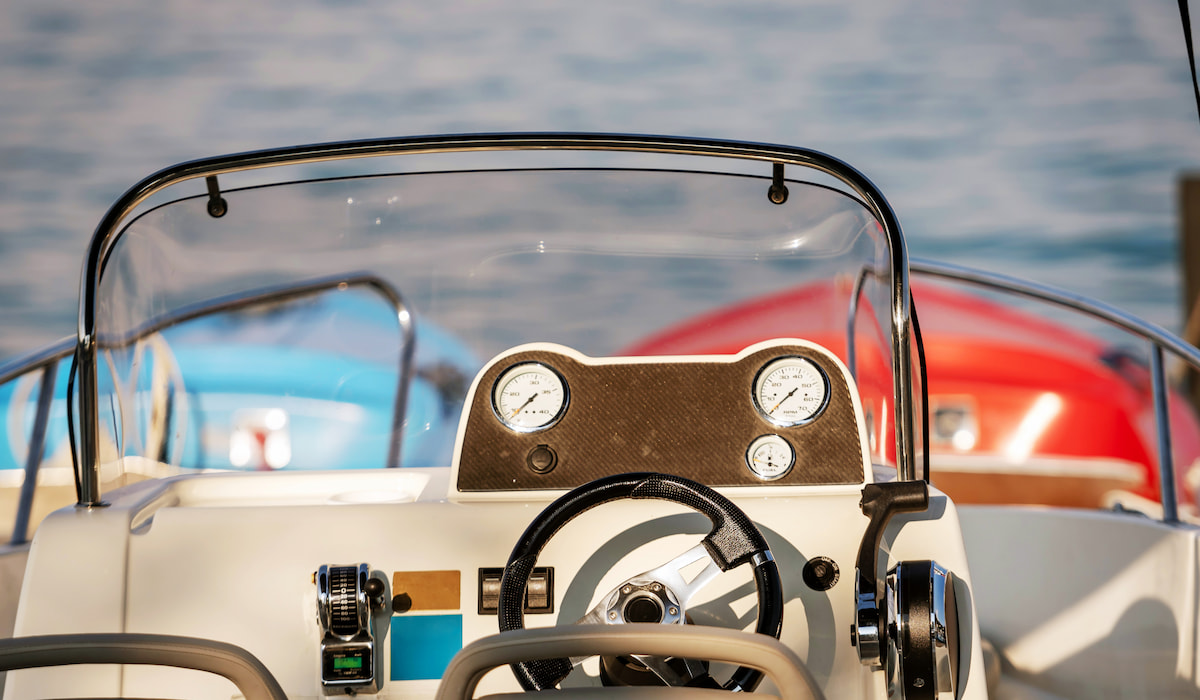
[72,133,916,507]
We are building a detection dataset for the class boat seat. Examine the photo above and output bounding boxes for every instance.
[482,688,767,700]
[436,625,825,700]
[0,633,286,700]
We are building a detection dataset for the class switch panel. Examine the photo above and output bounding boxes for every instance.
[477,567,554,615]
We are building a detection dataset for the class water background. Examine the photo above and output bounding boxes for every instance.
[2,0,1200,363]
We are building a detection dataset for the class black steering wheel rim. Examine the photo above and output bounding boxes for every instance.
[498,472,784,691]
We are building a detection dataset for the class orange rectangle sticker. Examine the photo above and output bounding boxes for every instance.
[392,570,461,612]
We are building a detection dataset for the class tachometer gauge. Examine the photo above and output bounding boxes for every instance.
[492,363,568,432]
[753,356,829,427]
[746,434,795,480]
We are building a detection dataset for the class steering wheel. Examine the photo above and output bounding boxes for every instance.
[498,472,784,692]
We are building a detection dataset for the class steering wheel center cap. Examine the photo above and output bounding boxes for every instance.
[610,582,681,625]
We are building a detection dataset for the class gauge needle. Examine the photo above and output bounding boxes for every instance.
[509,392,540,418]
[769,388,798,414]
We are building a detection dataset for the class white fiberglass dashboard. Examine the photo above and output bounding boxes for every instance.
[7,341,985,699]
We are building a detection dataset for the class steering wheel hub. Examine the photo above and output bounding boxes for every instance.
[608,581,681,625]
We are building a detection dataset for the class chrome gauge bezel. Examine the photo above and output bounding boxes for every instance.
[751,356,830,427]
[491,362,570,433]
[745,434,796,481]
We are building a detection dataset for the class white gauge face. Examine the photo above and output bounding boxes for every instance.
[746,434,795,480]
[753,356,829,427]
[492,363,568,432]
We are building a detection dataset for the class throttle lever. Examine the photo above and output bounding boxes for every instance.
[850,481,929,668]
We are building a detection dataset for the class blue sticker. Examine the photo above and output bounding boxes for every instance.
[390,614,463,681]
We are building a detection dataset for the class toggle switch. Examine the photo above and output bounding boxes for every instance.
[478,567,554,614]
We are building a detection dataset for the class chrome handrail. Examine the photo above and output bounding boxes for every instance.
[87,273,416,470]
[0,337,73,387]
[10,360,59,545]
[73,133,918,507]
[0,340,73,545]
[911,258,1199,524]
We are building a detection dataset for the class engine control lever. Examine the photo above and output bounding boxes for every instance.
[316,563,384,694]
[851,481,929,668]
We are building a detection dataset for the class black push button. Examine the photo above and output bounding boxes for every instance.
[623,596,663,623]
[527,445,558,474]
[803,556,840,591]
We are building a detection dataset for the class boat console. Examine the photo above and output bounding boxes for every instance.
[20,132,1196,699]
[6,339,984,698]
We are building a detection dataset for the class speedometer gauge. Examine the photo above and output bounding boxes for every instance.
[753,356,829,427]
[492,363,568,432]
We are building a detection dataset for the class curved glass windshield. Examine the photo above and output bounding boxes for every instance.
[91,167,895,474]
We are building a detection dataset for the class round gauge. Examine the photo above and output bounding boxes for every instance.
[492,363,568,432]
[746,434,795,481]
[753,356,829,427]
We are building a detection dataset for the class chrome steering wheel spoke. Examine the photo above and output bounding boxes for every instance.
[574,544,720,628]
[567,544,723,670]
[640,543,723,612]
[630,653,711,687]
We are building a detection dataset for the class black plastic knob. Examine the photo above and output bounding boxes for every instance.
[364,577,386,608]
[802,556,840,591]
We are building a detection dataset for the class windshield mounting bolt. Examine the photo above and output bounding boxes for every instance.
[768,163,789,205]
[205,175,228,218]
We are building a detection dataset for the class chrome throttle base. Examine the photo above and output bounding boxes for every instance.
[316,563,386,695]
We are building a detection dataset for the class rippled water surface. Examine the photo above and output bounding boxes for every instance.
[2,0,1199,362]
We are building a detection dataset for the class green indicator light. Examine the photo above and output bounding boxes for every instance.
[334,656,363,670]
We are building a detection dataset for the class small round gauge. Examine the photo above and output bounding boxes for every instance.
[492,363,568,432]
[746,434,795,480]
[753,356,829,427]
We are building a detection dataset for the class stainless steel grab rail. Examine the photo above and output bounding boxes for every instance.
[911,258,1200,524]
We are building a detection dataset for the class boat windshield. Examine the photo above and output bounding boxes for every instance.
[88,161,902,481]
